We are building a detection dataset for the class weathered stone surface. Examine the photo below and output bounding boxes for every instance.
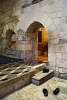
[48,53,56,62]
[49,39,58,44]
[0,0,67,69]
[39,0,54,7]
[2,77,67,100]
[32,70,54,85]
[58,39,67,44]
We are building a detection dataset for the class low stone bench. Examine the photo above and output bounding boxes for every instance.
[32,70,54,85]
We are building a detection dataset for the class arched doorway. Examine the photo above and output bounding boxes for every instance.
[26,21,48,62]
[15,10,57,66]
[6,29,16,49]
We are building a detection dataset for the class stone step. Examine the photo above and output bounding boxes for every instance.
[32,70,54,85]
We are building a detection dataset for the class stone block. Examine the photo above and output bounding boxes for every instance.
[44,18,53,28]
[40,14,49,24]
[63,24,67,31]
[38,5,49,13]
[26,10,38,22]
[48,44,55,53]
[65,16,67,23]
[66,45,67,51]
[19,14,24,21]
[54,0,59,2]
[62,53,67,60]
[48,2,61,13]
[49,39,58,44]
[33,63,46,73]
[47,23,56,32]
[60,0,67,9]
[53,18,61,25]
[24,6,31,13]
[32,70,54,85]
[53,44,63,53]
[31,3,39,11]
[65,10,67,16]
[12,10,21,16]
[36,11,43,21]
[49,12,57,19]
[59,44,66,53]
[57,1,64,11]
[56,11,65,18]
[48,53,56,62]
[49,62,56,69]
[39,0,54,7]
[56,59,66,67]
[57,24,67,32]
[56,53,62,60]
[48,31,58,39]
[49,46,52,54]
[58,32,67,39]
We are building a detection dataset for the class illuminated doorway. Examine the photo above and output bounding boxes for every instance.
[26,21,48,62]
[37,27,48,62]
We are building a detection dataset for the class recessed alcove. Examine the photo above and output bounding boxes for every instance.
[5,29,16,49]
[4,29,22,58]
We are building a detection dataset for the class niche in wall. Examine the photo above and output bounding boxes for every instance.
[6,29,16,49]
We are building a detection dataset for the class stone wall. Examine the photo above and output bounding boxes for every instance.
[0,0,67,69]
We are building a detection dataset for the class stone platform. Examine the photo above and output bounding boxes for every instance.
[32,70,54,85]
[0,63,35,98]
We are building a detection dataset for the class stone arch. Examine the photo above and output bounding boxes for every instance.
[15,10,58,64]
[5,29,16,49]
[26,21,48,62]
[15,11,57,35]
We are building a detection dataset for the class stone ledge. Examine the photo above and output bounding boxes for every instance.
[32,63,46,73]
[32,70,54,85]
[0,66,35,98]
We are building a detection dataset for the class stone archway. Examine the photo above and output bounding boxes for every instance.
[15,11,56,33]
[15,10,58,66]
[5,29,16,49]
[26,21,48,62]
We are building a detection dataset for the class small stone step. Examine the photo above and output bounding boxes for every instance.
[32,70,54,85]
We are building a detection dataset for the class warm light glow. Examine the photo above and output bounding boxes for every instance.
[11,41,16,49]
[38,28,42,31]
[38,27,48,62]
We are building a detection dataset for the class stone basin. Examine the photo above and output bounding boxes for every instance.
[0,64,35,98]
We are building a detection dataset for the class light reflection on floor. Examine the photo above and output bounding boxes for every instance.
[38,56,48,62]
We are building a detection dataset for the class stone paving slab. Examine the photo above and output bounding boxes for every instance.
[32,70,54,85]
[2,77,67,100]
[32,70,54,80]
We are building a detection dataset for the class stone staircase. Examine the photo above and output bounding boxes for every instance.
[32,69,54,85]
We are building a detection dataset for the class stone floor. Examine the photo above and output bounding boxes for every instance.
[1,77,67,100]
[38,56,48,62]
